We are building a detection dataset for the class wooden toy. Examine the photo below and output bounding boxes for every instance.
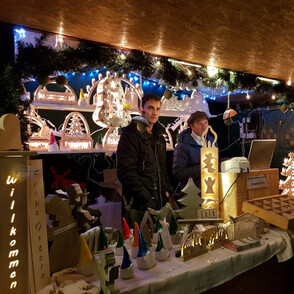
[155,233,169,261]
[227,213,265,240]
[174,178,204,219]
[122,217,134,249]
[137,230,155,270]
[181,231,208,261]
[34,80,77,105]
[206,227,229,251]
[94,248,119,294]
[131,222,139,258]
[0,114,22,150]
[59,111,93,151]
[45,195,81,273]
[159,217,173,250]
[120,246,134,279]
[66,183,98,231]
[115,230,125,256]
[81,226,101,253]
[242,194,294,230]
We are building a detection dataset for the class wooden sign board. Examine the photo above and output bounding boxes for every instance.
[27,159,50,292]
[0,154,29,293]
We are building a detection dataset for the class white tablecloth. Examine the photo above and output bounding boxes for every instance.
[88,200,122,230]
[110,229,292,294]
[38,229,292,294]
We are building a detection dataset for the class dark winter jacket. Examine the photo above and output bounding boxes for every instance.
[172,127,216,190]
[117,120,172,211]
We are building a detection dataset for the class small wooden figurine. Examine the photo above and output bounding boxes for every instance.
[159,217,172,250]
[120,246,134,279]
[122,217,134,249]
[66,183,98,231]
[131,222,140,258]
[115,230,125,256]
[181,231,208,261]
[174,178,204,219]
[155,233,169,261]
[137,229,155,270]
[94,248,120,294]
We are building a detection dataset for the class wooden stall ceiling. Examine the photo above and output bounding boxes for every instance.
[1,0,294,83]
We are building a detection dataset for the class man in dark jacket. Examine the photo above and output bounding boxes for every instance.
[117,94,172,225]
[172,111,216,191]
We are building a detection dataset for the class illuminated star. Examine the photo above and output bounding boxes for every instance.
[110,80,117,90]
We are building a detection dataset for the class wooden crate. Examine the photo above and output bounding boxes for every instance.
[219,168,279,221]
[242,194,294,230]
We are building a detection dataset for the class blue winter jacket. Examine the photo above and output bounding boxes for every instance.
[172,127,216,190]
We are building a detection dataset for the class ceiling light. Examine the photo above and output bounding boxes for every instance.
[257,77,279,85]
[207,66,218,77]
[168,59,201,68]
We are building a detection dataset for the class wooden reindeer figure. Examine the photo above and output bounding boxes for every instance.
[159,217,173,250]
[50,166,86,191]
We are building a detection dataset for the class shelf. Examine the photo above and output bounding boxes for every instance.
[30,102,191,117]
[30,102,96,112]
[37,149,117,155]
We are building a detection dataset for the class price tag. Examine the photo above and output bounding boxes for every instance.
[247,175,268,189]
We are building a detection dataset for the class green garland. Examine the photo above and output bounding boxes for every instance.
[3,34,294,116]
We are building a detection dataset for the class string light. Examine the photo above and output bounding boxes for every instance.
[207,66,218,77]
[14,28,26,39]
[246,92,250,99]
[272,94,276,100]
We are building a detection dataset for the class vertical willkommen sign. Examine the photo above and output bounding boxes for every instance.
[0,154,28,293]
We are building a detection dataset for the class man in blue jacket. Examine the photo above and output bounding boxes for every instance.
[172,111,216,191]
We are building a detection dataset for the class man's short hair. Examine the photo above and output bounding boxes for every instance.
[141,94,161,108]
[187,111,209,125]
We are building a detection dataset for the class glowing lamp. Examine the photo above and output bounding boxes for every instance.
[223,108,238,125]
[200,126,219,213]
